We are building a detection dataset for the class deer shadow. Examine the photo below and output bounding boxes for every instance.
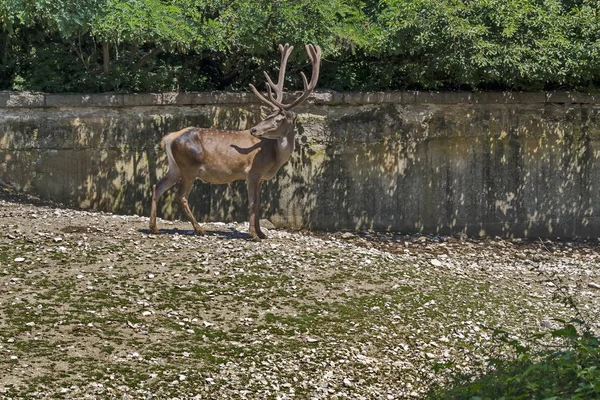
[137,227,253,240]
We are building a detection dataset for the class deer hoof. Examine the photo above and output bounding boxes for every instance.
[250,231,267,241]
[193,227,206,236]
[150,225,159,234]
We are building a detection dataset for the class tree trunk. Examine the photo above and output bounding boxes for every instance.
[103,42,110,74]
[1,29,8,66]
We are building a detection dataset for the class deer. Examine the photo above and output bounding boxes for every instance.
[149,43,321,241]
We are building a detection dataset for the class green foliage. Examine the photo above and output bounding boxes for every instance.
[1,0,101,36]
[429,321,600,400]
[2,0,600,92]
[373,0,600,90]
[428,271,600,400]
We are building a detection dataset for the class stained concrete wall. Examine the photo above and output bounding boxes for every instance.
[1,90,599,238]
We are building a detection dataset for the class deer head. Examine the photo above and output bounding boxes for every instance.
[248,43,321,139]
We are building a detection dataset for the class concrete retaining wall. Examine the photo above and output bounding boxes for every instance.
[1,90,599,238]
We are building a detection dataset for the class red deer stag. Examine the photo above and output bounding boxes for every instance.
[149,43,321,240]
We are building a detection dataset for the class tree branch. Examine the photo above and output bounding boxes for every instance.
[133,47,163,72]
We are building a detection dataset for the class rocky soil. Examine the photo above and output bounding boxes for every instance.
[0,189,599,399]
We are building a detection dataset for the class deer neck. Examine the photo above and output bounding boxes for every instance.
[267,125,295,174]
[277,124,295,158]
[261,127,295,180]
[278,126,295,153]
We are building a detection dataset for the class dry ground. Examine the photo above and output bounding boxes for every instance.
[0,189,599,399]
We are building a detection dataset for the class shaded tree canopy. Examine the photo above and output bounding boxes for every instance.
[1,0,600,93]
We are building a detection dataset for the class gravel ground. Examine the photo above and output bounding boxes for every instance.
[0,190,599,399]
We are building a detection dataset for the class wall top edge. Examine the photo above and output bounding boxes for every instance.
[1,90,598,108]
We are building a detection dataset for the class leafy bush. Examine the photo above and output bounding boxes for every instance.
[2,0,600,92]
[429,321,600,400]
[376,0,600,91]
[429,270,600,400]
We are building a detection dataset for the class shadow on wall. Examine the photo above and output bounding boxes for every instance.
[259,102,600,238]
[1,99,599,238]
[0,104,268,222]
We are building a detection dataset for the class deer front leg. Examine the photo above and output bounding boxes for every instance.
[247,176,266,241]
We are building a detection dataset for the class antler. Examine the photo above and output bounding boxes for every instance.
[278,44,321,110]
[250,43,322,111]
[249,43,294,111]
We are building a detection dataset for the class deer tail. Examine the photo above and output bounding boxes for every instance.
[160,132,180,175]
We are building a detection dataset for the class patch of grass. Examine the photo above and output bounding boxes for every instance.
[157,285,211,303]
[11,338,71,357]
[258,312,323,336]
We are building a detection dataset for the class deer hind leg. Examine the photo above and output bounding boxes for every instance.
[149,168,181,234]
[247,176,266,241]
[177,172,205,235]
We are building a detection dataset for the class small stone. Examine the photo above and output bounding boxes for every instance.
[588,282,600,290]
[341,232,355,240]
[147,274,154,279]
[259,219,276,230]
[142,311,152,317]
[430,259,443,267]
[540,320,553,329]
[14,257,25,263]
